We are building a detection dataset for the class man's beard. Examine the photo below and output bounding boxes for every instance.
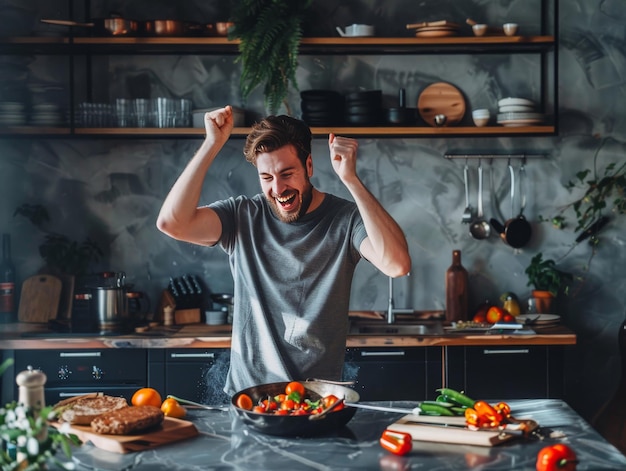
[267,180,314,223]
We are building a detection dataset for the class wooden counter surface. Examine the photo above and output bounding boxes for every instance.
[0,321,576,350]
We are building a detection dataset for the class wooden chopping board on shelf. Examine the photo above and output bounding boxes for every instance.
[417,82,466,126]
[387,414,536,447]
[18,274,62,323]
[55,417,199,454]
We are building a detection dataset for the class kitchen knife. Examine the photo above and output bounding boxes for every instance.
[168,277,180,298]
[190,275,203,294]
[182,274,195,294]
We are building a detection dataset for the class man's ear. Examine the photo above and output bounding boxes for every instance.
[306,154,313,177]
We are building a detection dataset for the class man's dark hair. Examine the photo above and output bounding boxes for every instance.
[243,115,312,167]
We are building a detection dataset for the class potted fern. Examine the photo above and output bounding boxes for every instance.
[525,253,573,313]
[229,0,312,115]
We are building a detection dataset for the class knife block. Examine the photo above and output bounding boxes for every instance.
[174,308,201,324]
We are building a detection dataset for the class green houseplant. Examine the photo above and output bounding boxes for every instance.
[525,253,574,313]
[229,0,312,115]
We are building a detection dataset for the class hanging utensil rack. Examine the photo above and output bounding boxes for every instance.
[444,153,546,160]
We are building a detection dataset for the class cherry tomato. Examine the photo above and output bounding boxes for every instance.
[285,381,306,397]
[274,409,288,415]
[252,405,266,414]
[280,399,295,411]
[380,429,412,456]
[536,444,578,471]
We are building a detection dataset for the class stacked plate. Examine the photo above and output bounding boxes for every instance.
[496,97,544,126]
[412,21,461,38]
[0,101,27,126]
[300,90,344,126]
[344,90,382,126]
[30,103,64,127]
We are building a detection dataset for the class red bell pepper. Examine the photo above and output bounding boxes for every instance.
[536,444,578,471]
[380,429,413,456]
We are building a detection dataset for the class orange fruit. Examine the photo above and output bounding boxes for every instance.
[486,306,505,324]
[236,393,253,410]
[132,387,162,407]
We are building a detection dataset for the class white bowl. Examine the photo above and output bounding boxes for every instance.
[472,108,490,117]
[473,116,490,127]
[503,23,518,36]
[472,24,487,36]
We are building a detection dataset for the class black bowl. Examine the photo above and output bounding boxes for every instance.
[231,380,359,437]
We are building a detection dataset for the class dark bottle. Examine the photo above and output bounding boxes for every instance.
[445,250,468,322]
[0,233,16,323]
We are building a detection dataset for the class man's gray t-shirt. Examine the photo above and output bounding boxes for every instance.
[210,193,367,395]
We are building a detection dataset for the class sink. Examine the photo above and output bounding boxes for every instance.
[349,321,444,336]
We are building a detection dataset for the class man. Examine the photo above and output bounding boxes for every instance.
[157,105,411,395]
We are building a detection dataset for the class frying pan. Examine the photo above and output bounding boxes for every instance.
[231,380,359,436]
[490,162,532,248]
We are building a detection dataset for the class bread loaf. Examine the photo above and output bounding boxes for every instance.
[55,393,129,425]
[91,405,164,435]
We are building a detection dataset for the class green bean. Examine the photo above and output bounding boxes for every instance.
[435,388,476,408]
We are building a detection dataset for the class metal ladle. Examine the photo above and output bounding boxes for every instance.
[461,160,473,224]
[469,160,491,239]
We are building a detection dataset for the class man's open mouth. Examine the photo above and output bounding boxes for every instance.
[276,193,297,209]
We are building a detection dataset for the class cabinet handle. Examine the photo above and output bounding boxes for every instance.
[59,352,102,358]
[482,349,530,355]
[360,351,406,357]
[58,392,91,398]
[170,353,216,359]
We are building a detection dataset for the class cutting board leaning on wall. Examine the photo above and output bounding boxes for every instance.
[18,274,62,322]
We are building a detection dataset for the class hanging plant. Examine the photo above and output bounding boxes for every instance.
[545,138,625,235]
[229,0,312,115]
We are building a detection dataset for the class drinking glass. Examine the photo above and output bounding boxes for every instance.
[133,98,151,128]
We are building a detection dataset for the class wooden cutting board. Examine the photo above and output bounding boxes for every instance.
[417,82,466,126]
[56,417,199,454]
[387,414,534,447]
[18,274,62,323]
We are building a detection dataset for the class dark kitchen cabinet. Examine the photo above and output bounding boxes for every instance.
[163,348,230,405]
[343,347,442,401]
[444,345,565,400]
[11,348,147,405]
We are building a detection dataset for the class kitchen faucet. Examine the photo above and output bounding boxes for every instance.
[386,275,413,324]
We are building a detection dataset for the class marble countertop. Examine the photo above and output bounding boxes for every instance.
[65,399,625,471]
[1,321,576,349]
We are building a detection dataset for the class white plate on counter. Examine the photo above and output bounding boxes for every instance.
[517,314,560,324]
